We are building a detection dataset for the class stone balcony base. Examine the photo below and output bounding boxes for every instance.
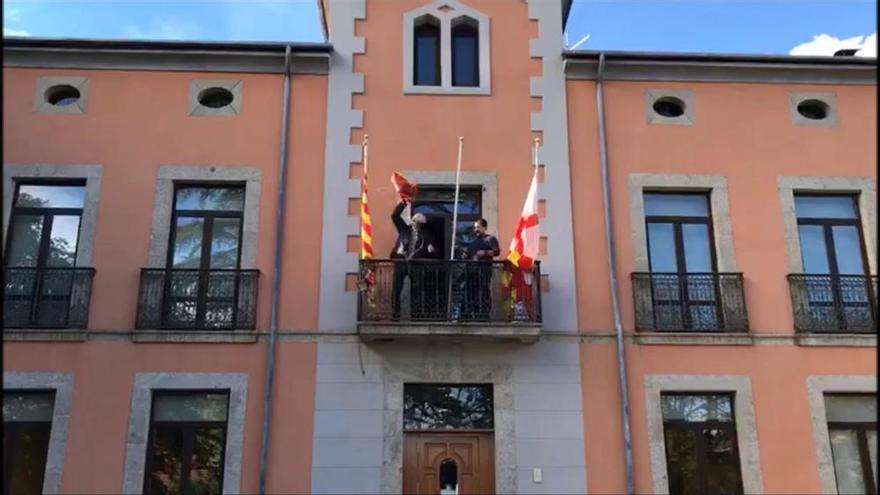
[356,322,541,343]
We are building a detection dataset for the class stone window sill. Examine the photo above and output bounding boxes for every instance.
[633,331,754,346]
[794,333,876,347]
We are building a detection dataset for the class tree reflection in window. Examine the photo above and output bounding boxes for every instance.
[404,385,493,430]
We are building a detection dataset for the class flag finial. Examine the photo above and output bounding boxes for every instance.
[363,134,368,145]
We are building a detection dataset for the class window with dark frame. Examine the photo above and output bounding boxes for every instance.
[661,393,743,495]
[644,192,722,330]
[824,394,877,495]
[3,182,90,328]
[414,186,482,258]
[163,185,245,328]
[3,391,56,495]
[793,195,875,331]
[403,384,494,430]
[413,16,441,86]
[451,18,479,87]
[143,391,230,495]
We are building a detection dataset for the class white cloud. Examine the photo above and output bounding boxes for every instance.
[5,8,22,23]
[789,33,877,58]
[3,27,30,37]
[120,18,203,40]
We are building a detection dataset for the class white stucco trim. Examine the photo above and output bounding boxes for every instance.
[644,374,763,495]
[3,371,75,495]
[805,375,877,495]
[2,164,103,266]
[146,166,262,269]
[777,176,877,274]
[402,0,491,95]
[121,372,248,495]
[628,173,737,272]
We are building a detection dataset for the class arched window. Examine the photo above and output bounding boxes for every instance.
[413,16,441,86]
[451,17,479,87]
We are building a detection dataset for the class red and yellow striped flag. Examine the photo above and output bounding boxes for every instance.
[360,138,374,260]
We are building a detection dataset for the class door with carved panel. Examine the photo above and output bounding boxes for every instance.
[403,433,494,495]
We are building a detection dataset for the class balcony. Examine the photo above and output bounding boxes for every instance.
[788,274,878,333]
[136,268,259,330]
[631,272,748,332]
[3,267,96,329]
[357,260,542,342]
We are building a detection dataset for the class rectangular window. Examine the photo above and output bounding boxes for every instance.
[143,391,230,495]
[413,18,441,86]
[414,186,482,258]
[404,384,493,430]
[3,391,56,495]
[792,195,875,332]
[824,394,877,494]
[661,393,743,495]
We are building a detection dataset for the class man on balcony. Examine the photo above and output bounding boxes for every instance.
[390,200,441,320]
[460,219,500,320]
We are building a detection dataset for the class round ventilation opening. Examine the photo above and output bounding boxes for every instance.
[796,99,829,120]
[652,97,686,118]
[44,85,81,106]
[197,87,234,109]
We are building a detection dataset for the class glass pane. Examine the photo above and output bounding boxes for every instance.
[172,217,204,268]
[7,424,52,495]
[16,184,85,208]
[648,223,677,272]
[664,428,699,495]
[3,392,55,422]
[403,385,493,430]
[146,426,184,495]
[867,430,877,487]
[662,394,734,422]
[6,215,43,267]
[829,429,866,495]
[189,427,226,495]
[682,223,713,272]
[152,393,229,422]
[798,225,831,273]
[832,226,866,275]
[209,218,241,269]
[703,427,742,495]
[644,194,709,217]
[46,215,81,267]
[175,187,244,211]
[795,195,858,219]
[452,23,478,87]
[414,23,440,86]
[824,395,877,423]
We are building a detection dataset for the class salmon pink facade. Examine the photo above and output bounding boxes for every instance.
[3,1,876,494]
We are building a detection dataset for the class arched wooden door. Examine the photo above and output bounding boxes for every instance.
[403,433,494,495]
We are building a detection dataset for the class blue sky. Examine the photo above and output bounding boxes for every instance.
[3,0,877,56]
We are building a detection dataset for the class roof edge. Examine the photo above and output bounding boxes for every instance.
[563,49,878,66]
[2,36,333,54]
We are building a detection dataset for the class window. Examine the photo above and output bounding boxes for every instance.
[403,1,490,95]
[143,391,230,495]
[824,395,877,494]
[792,195,874,331]
[643,193,724,330]
[451,17,479,87]
[661,393,743,495]
[413,16,441,86]
[790,92,838,127]
[4,182,95,328]
[3,391,56,495]
[414,186,482,258]
[645,90,695,125]
[188,80,243,116]
[404,384,493,430]
[33,76,89,114]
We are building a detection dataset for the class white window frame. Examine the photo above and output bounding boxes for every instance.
[402,0,490,95]
[3,372,74,495]
[644,374,764,495]
[806,375,877,494]
[121,372,248,495]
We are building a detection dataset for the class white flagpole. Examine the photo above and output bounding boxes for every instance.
[449,136,464,260]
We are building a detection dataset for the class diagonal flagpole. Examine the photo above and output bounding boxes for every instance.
[446,137,464,319]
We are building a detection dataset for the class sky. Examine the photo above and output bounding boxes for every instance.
[2,0,877,57]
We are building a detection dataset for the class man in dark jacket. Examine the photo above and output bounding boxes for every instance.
[390,200,442,319]
[460,218,500,320]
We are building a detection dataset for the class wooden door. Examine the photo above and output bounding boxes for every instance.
[403,432,494,495]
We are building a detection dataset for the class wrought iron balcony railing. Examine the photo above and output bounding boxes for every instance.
[357,259,542,324]
[787,274,878,333]
[631,272,748,332]
[3,267,96,329]
[136,268,259,330]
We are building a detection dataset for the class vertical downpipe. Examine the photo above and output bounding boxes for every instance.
[258,44,293,495]
[596,53,635,495]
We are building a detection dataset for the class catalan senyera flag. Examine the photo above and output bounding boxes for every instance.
[360,167,374,260]
[506,168,539,269]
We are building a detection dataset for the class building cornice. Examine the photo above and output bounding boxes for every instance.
[2,37,332,74]
[564,50,877,85]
